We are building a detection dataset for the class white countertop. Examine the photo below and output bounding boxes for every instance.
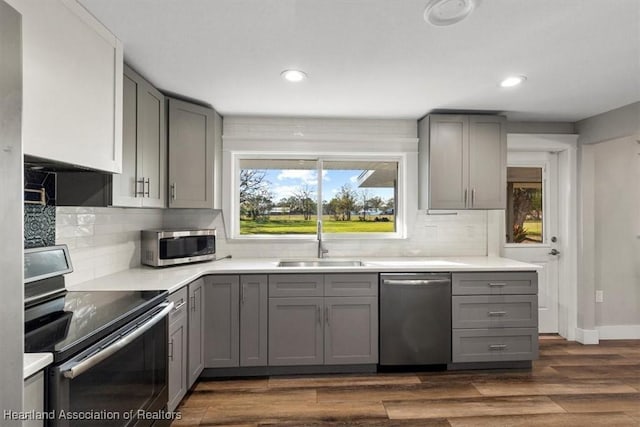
[67,256,539,294]
[24,353,53,379]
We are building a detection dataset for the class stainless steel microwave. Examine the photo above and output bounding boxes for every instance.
[141,229,216,267]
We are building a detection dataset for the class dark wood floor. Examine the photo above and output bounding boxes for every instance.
[173,336,640,426]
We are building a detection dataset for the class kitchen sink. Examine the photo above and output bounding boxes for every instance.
[277,260,364,268]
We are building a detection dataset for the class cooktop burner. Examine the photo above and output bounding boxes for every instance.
[25,289,167,362]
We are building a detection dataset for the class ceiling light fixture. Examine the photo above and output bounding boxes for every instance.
[500,75,527,88]
[281,69,307,83]
[424,0,476,26]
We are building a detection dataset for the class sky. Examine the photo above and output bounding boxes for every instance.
[260,169,393,204]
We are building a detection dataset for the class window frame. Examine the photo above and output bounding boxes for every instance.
[228,152,406,241]
[504,154,551,248]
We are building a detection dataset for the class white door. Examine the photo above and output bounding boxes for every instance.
[503,152,560,333]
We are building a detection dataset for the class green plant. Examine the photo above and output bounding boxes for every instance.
[512,224,528,243]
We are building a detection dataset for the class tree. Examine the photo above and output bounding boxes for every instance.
[293,185,316,220]
[359,189,372,220]
[239,169,273,220]
[333,184,358,221]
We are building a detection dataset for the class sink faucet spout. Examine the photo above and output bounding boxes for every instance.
[317,220,328,259]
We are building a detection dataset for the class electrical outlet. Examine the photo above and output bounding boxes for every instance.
[595,290,604,303]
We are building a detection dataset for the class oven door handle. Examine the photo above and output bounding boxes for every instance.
[62,302,174,379]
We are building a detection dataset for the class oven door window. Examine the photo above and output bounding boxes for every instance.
[159,236,215,259]
[53,318,167,426]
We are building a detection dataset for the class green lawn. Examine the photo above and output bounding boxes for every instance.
[240,215,395,234]
[523,220,542,242]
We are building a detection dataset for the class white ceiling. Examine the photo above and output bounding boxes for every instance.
[79,0,640,122]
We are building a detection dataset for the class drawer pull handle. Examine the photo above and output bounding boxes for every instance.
[488,282,507,287]
[489,344,508,351]
[488,311,507,316]
[172,300,187,312]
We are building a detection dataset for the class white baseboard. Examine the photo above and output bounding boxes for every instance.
[596,324,640,340]
[575,328,599,344]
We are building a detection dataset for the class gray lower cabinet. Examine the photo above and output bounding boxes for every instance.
[204,275,268,368]
[324,296,378,365]
[268,274,379,366]
[168,287,188,411]
[23,371,44,427]
[240,275,269,366]
[451,272,538,364]
[268,297,324,366]
[167,98,221,209]
[188,278,205,387]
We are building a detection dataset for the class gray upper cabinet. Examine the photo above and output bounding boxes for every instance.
[113,65,166,208]
[188,278,205,387]
[418,114,506,210]
[240,275,268,367]
[204,275,240,368]
[167,98,221,209]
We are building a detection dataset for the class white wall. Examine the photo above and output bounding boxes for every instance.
[576,102,640,340]
[588,138,640,334]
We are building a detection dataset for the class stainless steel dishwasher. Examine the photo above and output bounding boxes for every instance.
[380,273,451,365]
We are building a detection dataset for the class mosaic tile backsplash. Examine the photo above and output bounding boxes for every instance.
[24,170,56,248]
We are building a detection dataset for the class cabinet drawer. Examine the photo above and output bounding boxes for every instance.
[324,274,378,297]
[452,272,537,295]
[452,328,538,363]
[269,274,324,297]
[168,287,188,324]
[452,295,537,328]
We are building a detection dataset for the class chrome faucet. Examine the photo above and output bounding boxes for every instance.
[317,220,328,258]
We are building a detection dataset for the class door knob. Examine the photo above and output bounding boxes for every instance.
[549,249,560,256]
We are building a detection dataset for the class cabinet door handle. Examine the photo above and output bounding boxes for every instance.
[171,183,177,201]
[488,311,507,317]
[317,306,321,324]
[240,283,245,305]
[190,295,196,311]
[168,339,174,361]
[464,188,468,207]
[325,307,329,325]
[471,188,475,207]
[489,344,508,351]
[172,299,186,312]
[136,177,145,197]
[144,178,150,197]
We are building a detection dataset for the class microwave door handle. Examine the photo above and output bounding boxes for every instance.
[62,302,174,379]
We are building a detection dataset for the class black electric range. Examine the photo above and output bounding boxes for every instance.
[24,245,172,426]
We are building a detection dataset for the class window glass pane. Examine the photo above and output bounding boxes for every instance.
[506,167,543,243]
[239,159,318,235]
[322,161,397,233]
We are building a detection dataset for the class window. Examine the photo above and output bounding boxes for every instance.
[506,167,543,243]
[237,158,399,237]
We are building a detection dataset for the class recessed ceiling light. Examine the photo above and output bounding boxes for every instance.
[281,69,307,83]
[500,75,527,88]
[424,0,476,26]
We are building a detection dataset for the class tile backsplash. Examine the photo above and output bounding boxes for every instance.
[50,206,488,287]
[56,207,163,286]
[24,170,56,248]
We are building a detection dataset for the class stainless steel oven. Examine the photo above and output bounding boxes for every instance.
[47,302,173,427]
[24,246,174,426]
